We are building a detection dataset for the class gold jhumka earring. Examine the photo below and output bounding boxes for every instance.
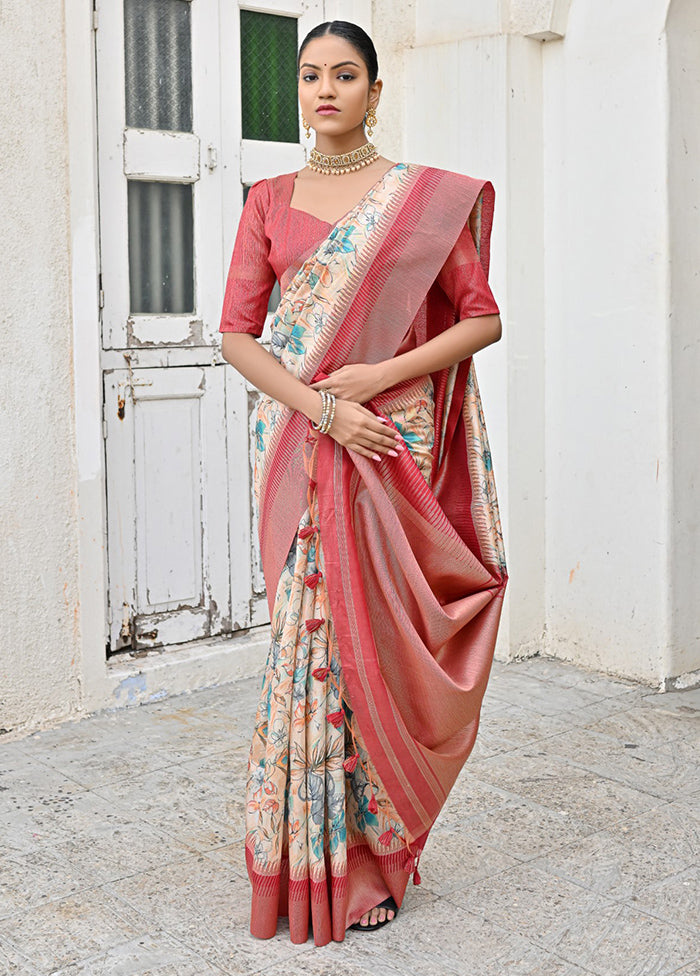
[365,106,378,138]
[302,116,312,139]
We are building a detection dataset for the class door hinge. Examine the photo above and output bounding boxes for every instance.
[92,4,98,30]
[107,603,112,625]
[102,418,108,439]
[98,273,104,309]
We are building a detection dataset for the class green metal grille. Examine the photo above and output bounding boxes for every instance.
[240,10,299,143]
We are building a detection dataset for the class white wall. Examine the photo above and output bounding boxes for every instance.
[384,0,699,687]
[0,0,275,738]
[387,12,548,665]
[542,1,671,683]
[2,0,696,737]
[369,0,415,163]
[416,0,500,44]
[0,1,83,728]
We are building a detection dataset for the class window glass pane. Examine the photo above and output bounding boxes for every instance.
[240,10,299,143]
[124,0,192,132]
[128,181,194,314]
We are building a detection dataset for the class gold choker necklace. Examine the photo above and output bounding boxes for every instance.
[308,143,379,175]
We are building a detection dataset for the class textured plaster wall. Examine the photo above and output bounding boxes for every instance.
[370,0,415,164]
[0,0,82,732]
[415,0,500,44]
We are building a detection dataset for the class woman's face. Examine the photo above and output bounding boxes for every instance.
[298,34,381,141]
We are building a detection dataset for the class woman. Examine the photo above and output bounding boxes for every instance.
[220,20,508,946]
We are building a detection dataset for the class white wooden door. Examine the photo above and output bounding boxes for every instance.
[220,0,321,626]
[96,0,321,653]
[104,366,229,649]
[98,0,224,351]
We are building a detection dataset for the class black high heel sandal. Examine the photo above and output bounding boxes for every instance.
[349,895,399,932]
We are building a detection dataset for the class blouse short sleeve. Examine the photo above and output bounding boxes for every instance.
[219,179,276,336]
[437,220,500,320]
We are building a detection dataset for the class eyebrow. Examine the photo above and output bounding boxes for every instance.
[299,61,361,70]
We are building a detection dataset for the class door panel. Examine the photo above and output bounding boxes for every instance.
[104,366,230,651]
[97,0,223,350]
[97,0,323,655]
[123,130,201,180]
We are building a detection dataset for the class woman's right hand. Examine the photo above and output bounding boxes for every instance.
[326,398,405,461]
[221,336,403,462]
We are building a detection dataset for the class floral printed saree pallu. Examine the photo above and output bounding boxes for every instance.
[246,162,508,946]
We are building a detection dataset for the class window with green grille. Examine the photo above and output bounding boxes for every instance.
[240,10,299,143]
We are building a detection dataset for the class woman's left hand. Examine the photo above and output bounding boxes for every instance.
[311,363,388,404]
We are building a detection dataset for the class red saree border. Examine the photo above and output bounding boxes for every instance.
[255,161,507,851]
[257,165,420,609]
[258,165,495,607]
[245,832,427,945]
[317,432,506,839]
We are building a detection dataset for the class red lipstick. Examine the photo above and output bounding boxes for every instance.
[316,104,340,114]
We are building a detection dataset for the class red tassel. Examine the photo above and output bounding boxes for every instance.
[298,525,317,540]
[326,709,345,728]
[304,617,325,633]
[308,480,317,493]
[304,571,322,589]
[403,856,414,873]
[342,754,359,773]
[311,666,331,682]
[378,828,394,846]
[368,794,378,814]
[413,867,422,885]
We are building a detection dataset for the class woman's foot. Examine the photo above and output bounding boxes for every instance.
[350,895,398,931]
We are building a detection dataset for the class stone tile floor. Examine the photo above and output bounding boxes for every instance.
[1,654,699,976]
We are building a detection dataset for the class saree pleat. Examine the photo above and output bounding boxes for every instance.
[247,420,433,944]
[241,163,507,946]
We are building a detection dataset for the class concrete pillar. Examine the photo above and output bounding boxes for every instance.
[665,0,700,687]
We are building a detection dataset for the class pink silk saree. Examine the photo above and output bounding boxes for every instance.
[245,162,507,945]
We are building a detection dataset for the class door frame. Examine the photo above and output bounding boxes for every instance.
[64,0,372,712]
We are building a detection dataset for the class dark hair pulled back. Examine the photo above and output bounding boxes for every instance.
[297,21,379,85]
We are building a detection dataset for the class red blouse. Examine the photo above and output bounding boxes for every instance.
[219,170,500,336]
